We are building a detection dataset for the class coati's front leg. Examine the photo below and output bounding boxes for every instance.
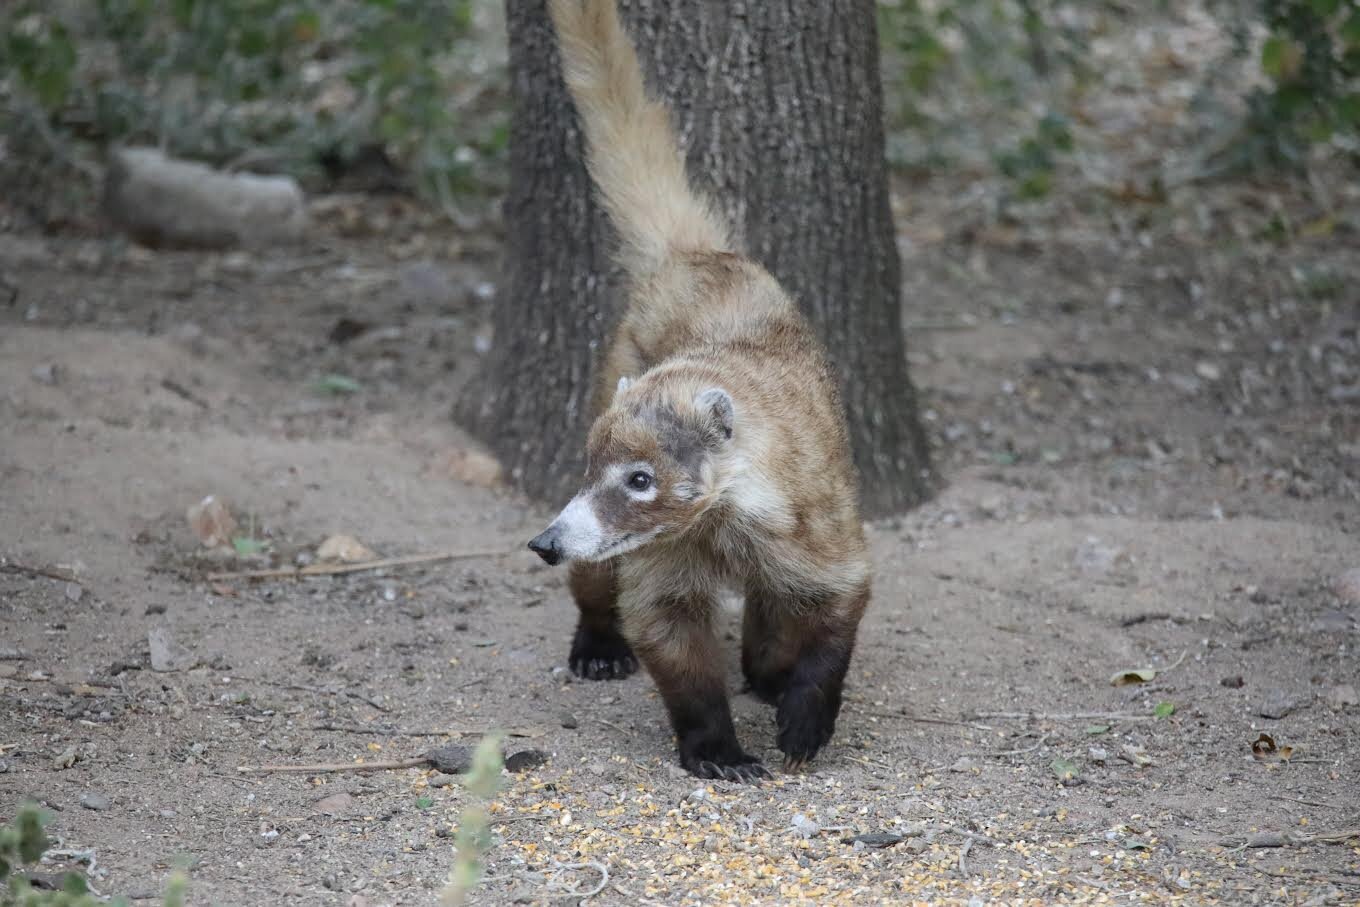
[567,561,637,680]
[743,580,870,770]
[623,587,769,782]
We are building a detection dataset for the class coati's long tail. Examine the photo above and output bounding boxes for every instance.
[547,0,729,275]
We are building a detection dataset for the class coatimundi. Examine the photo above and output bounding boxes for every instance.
[529,0,871,782]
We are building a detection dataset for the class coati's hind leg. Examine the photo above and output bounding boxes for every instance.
[624,590,770,783]
[743,580,870,770]
[567,560,638,680]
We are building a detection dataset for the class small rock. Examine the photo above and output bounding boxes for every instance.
[105,147,307,249]
[425,745,473,775]
[1325,684,1358,709]
[53,745,79,769]
[427,773,459,789]
[1073,536,1126,575]
[1195,361,1222,381]
[559,712,579,730]
[1310,610,1354,633]
[1220,676,1245,688]
[505,749,549,773]
[64,582,84,603]
[1088,747,1109,764]
[80,792,111,811]
[841,832,905,848]
[790,814,820,839]
[314,792,355,815]
[30,363,59,386]
[1259,690,1299,720]
[0,758,9,773]
[949,756,977,773]
[316,534,376,564]
[1334,569,1360,605]
[148,626,195,672]
[432,447,503,489]
[186,495,237,548]
[144,603,167,616]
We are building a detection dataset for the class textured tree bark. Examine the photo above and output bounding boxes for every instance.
[458,0,934,518]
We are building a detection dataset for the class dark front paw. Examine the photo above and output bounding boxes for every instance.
[776,685,837,771]
[568,624,638,680]
[680,748,770,784]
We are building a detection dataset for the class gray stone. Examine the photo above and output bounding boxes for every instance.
[80,792,110,811]
[105,147,307,250]
[1258,690,1299,720]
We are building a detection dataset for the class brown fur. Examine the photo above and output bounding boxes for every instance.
[541,0,870,778]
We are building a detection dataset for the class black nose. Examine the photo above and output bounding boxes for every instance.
[528,529,563,566]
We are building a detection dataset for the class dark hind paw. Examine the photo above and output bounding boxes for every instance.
[680,750,770,784]
[776,685,837,771]
[568,624,638,680]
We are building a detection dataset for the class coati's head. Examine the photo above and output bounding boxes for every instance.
[528,376,734,565]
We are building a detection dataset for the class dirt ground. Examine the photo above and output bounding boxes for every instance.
[2,162,1359,907]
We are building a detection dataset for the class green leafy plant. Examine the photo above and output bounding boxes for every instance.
[439,734,504,907]
[2,805,114,906]
[1246,0,1360,166]
[0,0,508,222]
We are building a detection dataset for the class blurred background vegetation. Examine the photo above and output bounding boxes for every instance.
[1,0,1356,230]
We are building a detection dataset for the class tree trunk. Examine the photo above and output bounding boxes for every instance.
[458,0,934,518]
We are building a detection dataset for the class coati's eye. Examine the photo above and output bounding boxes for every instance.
[627,471,653,492]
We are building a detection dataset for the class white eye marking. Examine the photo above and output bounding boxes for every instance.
[613,463,657,502]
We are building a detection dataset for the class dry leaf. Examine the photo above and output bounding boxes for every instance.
[1110,668,1157,686]
[187,494,236,548]
[316,534,377,563]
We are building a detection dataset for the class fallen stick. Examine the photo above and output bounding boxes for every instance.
[312,722,544,739]
[238,756,428,774]
[858,710,994,732]
[1223,828,1360,852]
[239,676,389,712]
[0,562,79,584]
[972,711,1155,722]
[206,548,513,582]
[988,734,1049,757]
[957,836,973,878]
[1268,794,1346,810]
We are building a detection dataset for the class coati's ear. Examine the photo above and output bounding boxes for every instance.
[616,376,632,395]
[695,387,734,441]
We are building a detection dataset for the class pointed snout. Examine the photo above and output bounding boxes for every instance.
[527,526,564,566]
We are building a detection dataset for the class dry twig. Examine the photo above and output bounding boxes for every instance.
[206,548,512,582]
[858,709,994,731]
[972,710,1155,722]
[238,756,428,774]
[989,734,1049,757]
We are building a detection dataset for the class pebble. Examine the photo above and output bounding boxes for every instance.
[505,749,550,773]
[64,582,84,603]
[80,792,111,811]
[426,745,473,774]
[1332,568,1360,605]
[559,712,579,730]
[1326,684,1358,709]
[30,363,60,385]
[1258,690,1299,719]
[427,773,459,788]
[148,626,194,672]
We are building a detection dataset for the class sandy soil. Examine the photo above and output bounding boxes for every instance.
[1,179,1358,907]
